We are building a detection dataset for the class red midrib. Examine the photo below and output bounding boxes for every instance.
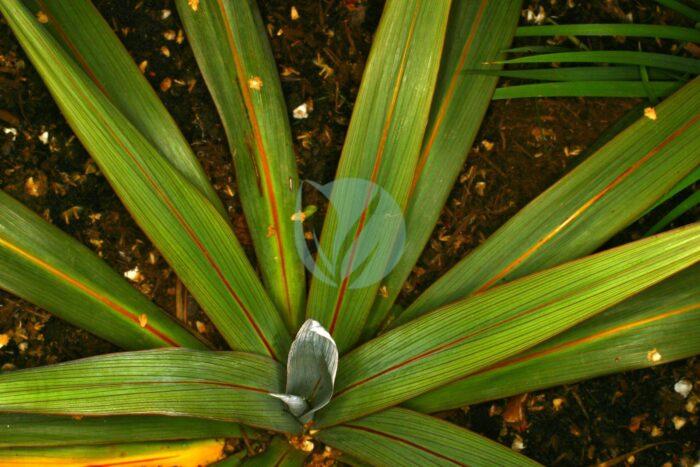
[216,0,293,315]
[0,236,179,347]
[409,0,489,196]
[342,423,466,466]
[465,302,700,381]
[328,2,422,335]
[475,113,700,293]
[42,36,277,358]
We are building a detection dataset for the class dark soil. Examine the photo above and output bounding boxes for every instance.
[0,0,698,465]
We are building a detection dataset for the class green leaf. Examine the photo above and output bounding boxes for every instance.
[0,438,227,466]
[363,0,522,339]
[405,266,700,412]
[493,80,680,99]
[0,0,291,359]
[23,0,225,215]
[305,0,452,352]
[0,413,244,447]
[0,190,205,350]
[0,348,300,434]
[655,0,700,22]
[176,0,306,330]
[470,65,681,82]
[646,190,700,235]
[400,77,700,324]
[318,408,539,466]
[242,437,307,466]
[500,51,700,74]
[515,24,700,42]
[649,165,700,212]
[315,224,700,427]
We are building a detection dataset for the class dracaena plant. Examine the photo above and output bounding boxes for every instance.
[0,0,699,465]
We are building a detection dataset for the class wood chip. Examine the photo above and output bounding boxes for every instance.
[160,77,172,92]
[36,11,49,23]
[291,6,300,20]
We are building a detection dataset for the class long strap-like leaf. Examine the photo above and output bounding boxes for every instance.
[318,408,539,467]
[0,413,243,447]
[406,266,700,413]
[364,0,522,337]
[305,0,452,352]
[399,76,700,325]
[0,438,226,467]
[315,224,700,427]
[176,0,305,330]
[500,51,700,74]
[21,0,225,216]
[0,0,291,359]
[241,437,307,466]
[0,348,300,434]
[0,190,205,350]
[515,24,700,42]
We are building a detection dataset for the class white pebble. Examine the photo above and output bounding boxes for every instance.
[293,103,309,119]
[38,131,49,144]
[2,128,18,141]
[674,379,693,398]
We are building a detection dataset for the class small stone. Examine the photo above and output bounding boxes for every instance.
[290,6,300,20]
[196,321,207,333]
[644,107,657,120]
[163,30,177,41]
[124,266,144,283]
[650,425,663,437]
[160,46,170,57]
[674,379,693,398]
[138,60,148,73]
[38,131,49,145]
[139,314,148,328]
[293,103,309,119]
[161,9,172,20]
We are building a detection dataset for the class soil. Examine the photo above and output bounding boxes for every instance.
[0,0,698,465]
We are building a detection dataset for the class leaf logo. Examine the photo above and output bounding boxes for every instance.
[294,178,406,289]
